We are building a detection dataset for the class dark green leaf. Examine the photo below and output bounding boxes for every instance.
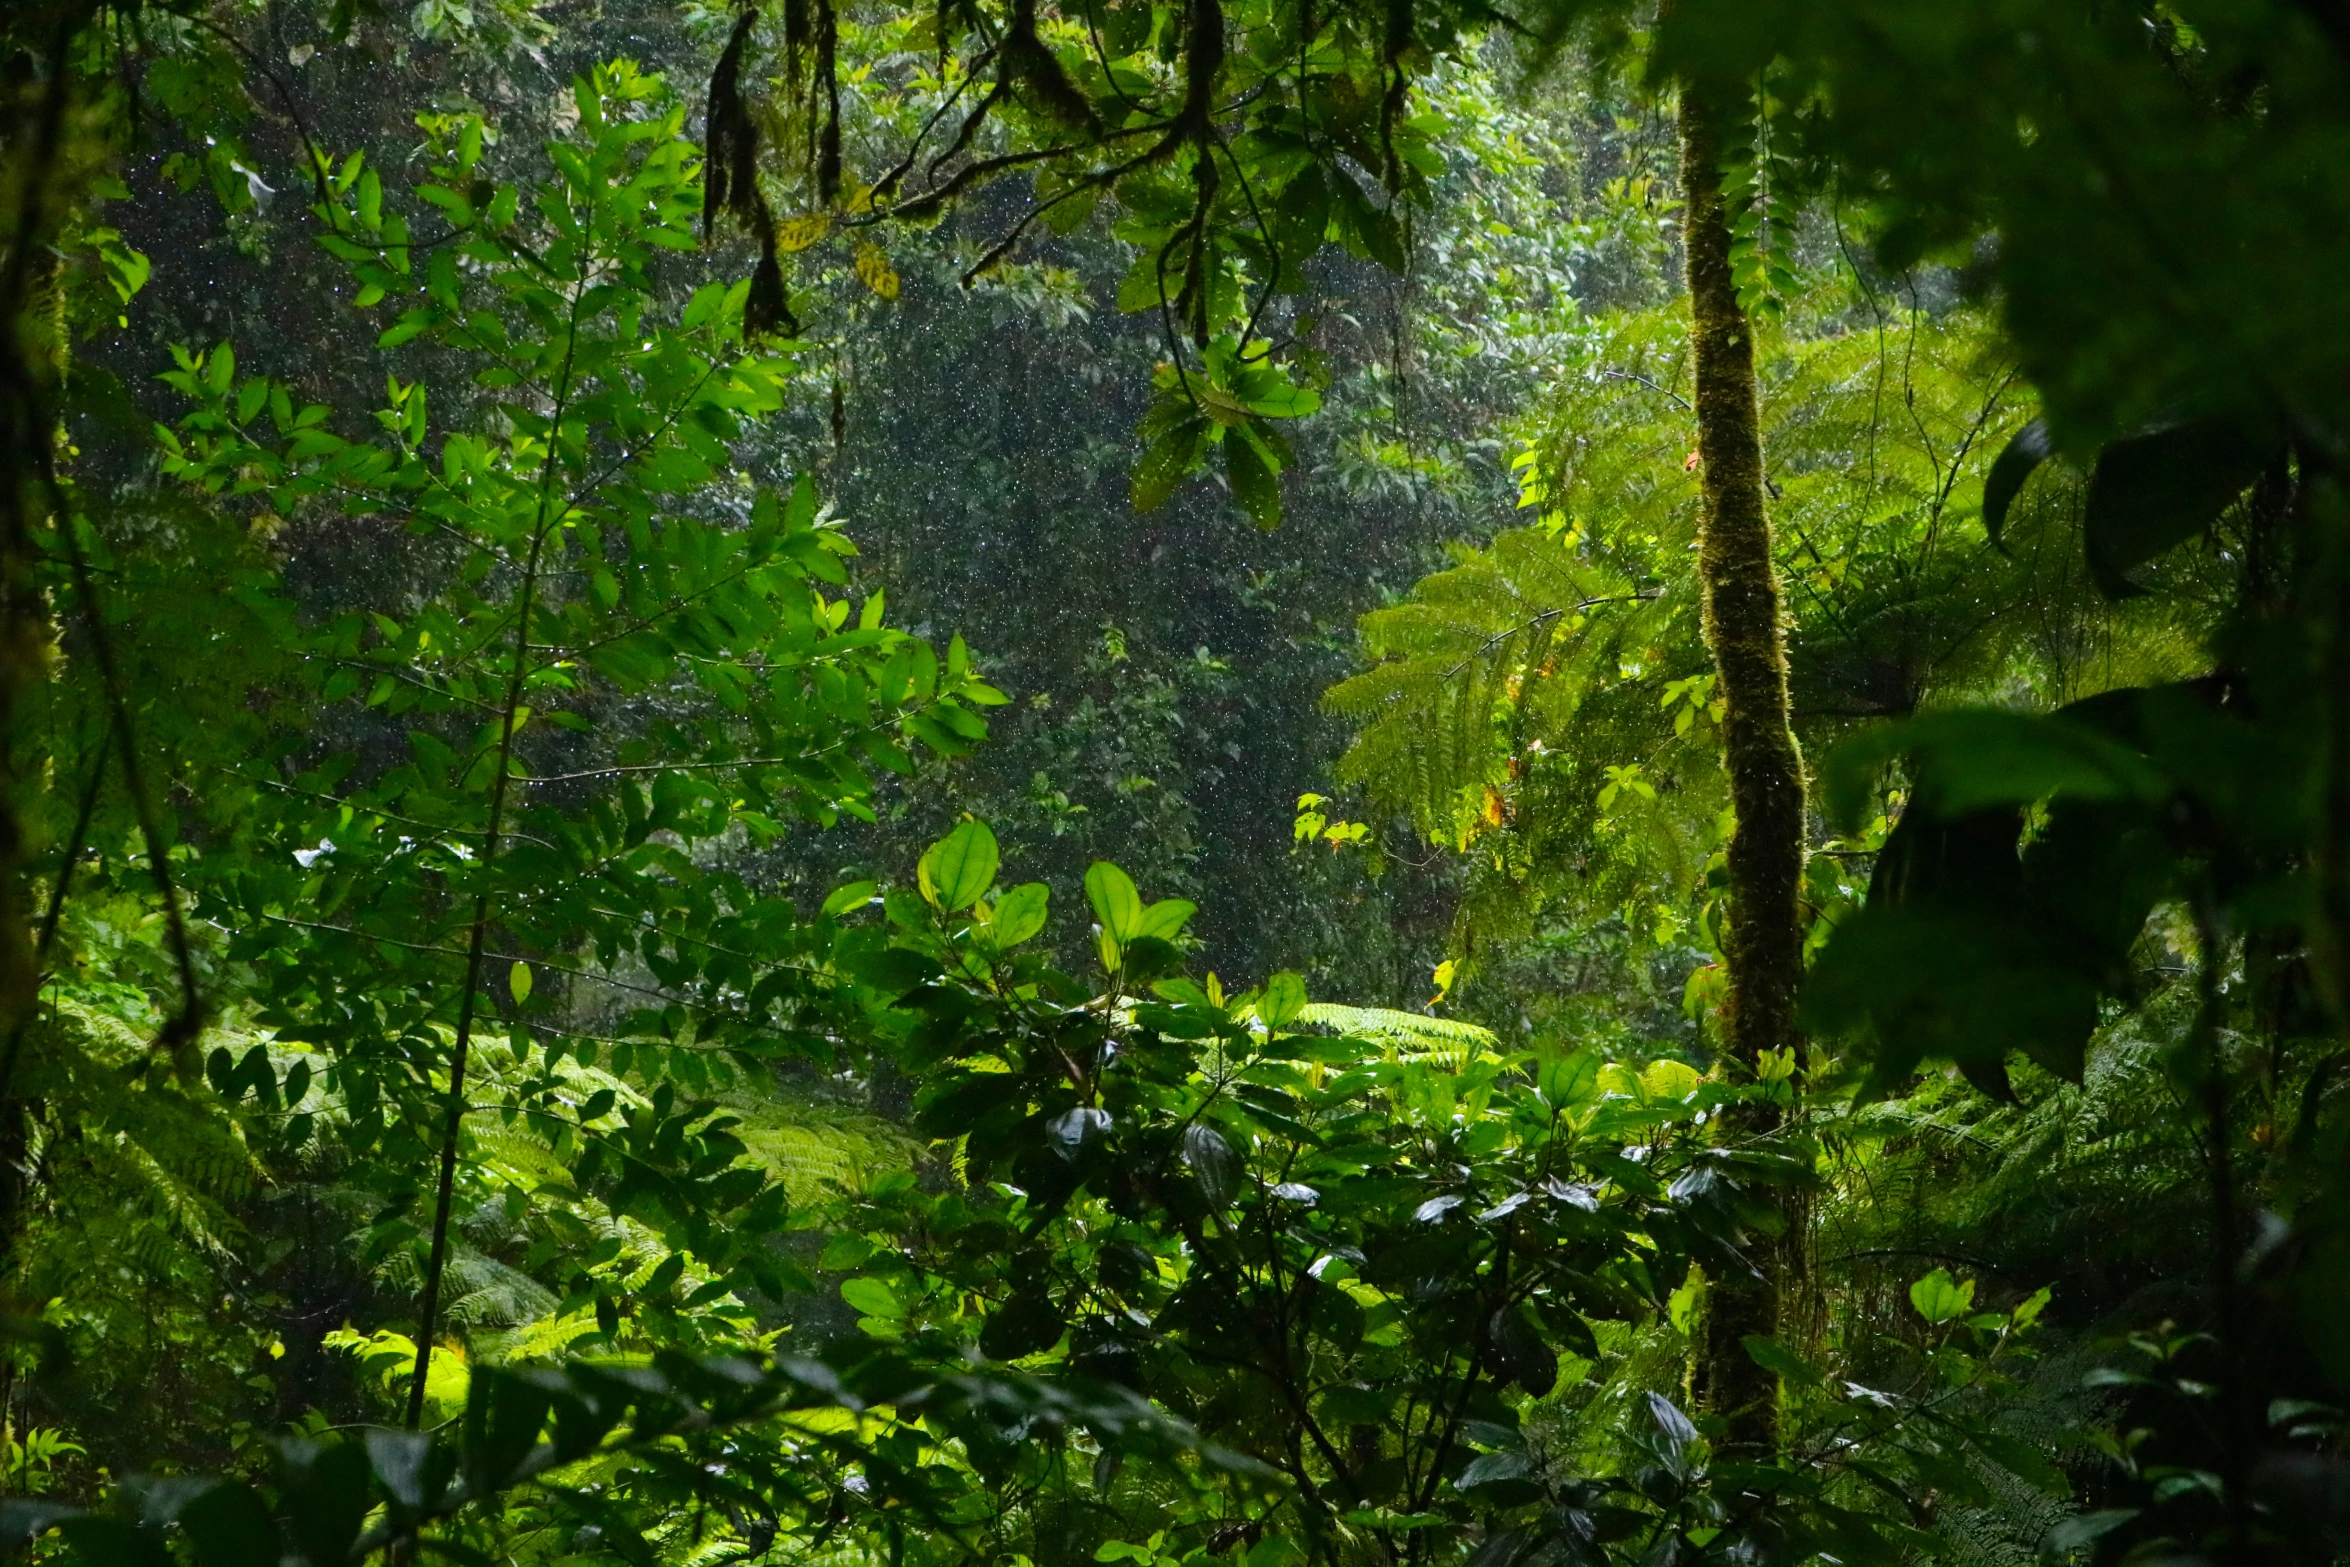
[177,1484,278,1567]
[1979,418,2050,546]
[2084,418,2278,597]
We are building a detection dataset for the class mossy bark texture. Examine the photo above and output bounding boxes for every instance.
[1677,83,1807,1454]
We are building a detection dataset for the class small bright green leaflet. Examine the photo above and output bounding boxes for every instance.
[1910,1269,1977,1326]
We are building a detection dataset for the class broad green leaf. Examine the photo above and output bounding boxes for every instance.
[1486,1306,1558,1396]
[839,1277,903,1319]
[178,1483,278,1567]
[924,819,1000,911]
[1742,1334,1825,1385]
[1640,1059,1702,1101]
[1240,381,1320,419]
[1182,1123,1240,1207]
[1225,426,1283,529]
[1259,971,1307,1028]
[1979,418,2051,545]
[1136,898,1196,941]
[1538,1049,1601,1106]
[992,882,1050,948]
[2084,417,2278,597]
[978,1286,1066,1361]
[822,880,878,917]
[2045,1512,2139,1553]
[1085,861,1144,942]
[1455,1449,1532,1491]
[1909,1268,1975,1325]
[1819,709,2167,832]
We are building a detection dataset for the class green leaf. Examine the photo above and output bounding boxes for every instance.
[1259,971,1307,1029]
[1085,861,1144,942]
[784,472,818,532]
[1135,898,1196,941]
[1979,418,2050,547]
[281,1438,370,1567]
[462,1368,555,1490]
[1804,903,2104,1090]
[1818,709,2166,832]
[2044,1511,2138,1553]
[1337,176,1407,271]
[1183,1123,1240,1207]
[924,819,1000,911]
[178,1484,278,1567]
[1132,421,1206,513]
[1741,1334,1825,1385]
[2084,417,2278,598]
[1908,1267,1975,1325]
[509,960,533,1004]
[823,880,878,917]
[992,882,1050,948]
[378,311,433,349]
[1538,1050,1601,1107]
[1456,1450,1533,1491]
[980,1286,1067,1361]
[1239,380,1320,419]
[840,1277,903,1319]
[1225,427,1283,529]
[1487,1305,1559,1395]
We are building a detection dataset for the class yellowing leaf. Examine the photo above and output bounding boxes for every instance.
[855,242,900,301]
[775,212,832,253]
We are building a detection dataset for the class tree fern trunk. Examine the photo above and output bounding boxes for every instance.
[1677,80,1807,1455]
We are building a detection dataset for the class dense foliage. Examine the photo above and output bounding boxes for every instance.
[1,0,2347,1564]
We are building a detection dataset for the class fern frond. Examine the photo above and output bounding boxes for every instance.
[1328,516,1669,846]
[442,1251,561,1327]
[1297,1003,1501,1069]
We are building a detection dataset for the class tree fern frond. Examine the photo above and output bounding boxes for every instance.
[441,1251,561,1328]
[1297,1003,1500,1069]
[1328,517,1665,846]
[111,1138,243,1260]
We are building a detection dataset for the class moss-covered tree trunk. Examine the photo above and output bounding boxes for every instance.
[0,7,83,1081]
[1676,81,1807,1455]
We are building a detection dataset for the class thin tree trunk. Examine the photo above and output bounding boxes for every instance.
[1677,80,1807,1455]
[402,305,577,1431]
[2312,474,2350,1030]
[400,547,543,1432]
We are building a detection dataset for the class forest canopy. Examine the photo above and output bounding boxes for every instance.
[0,0,2346,1564]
